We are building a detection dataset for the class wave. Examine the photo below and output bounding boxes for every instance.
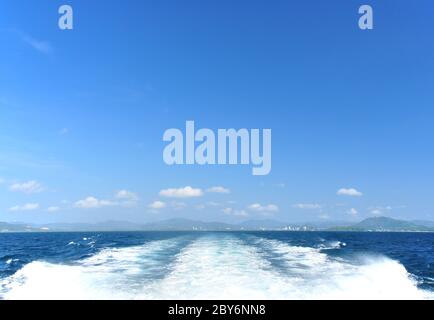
[0,237,188,299]
[318,240,346,250]
[251,237,432,299]
[1,234,432,300]
[5,259,19,265]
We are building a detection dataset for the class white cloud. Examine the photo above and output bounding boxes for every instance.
[292,203,321,210]
[370,206,392,216]
[206,186,230,194]
[74,197,116,209]
[159,186,203,198]
[10,180,44,194]
[337,188,363,197]
[347,208,358,217]
[9,203,39,212]
[115,190,139,202]
[148,201,166,210]
[115,190,139,207]
[248,203,279,213]
[74,191,139,209]
[47,206,60,212]
[222,207,248,217]
[148,200,188,213]
[370,209,382,216]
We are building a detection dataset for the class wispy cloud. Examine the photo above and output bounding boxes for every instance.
[222,207,248,217]
[292,203,321,210]
[159,186,203,198]
[74,196,116,209]
[9,203,40,212]
[369,206,392,216]
[370,209,382,216]
[147,200,187,213]
[247,203,279,213]
[22,34,53,54]
[337,188,363,197]
[347,208,358,217]
[9,180,44,194]
[148,201,166,210]
[74,189,139,209]
[206,186,230,194]
[47,206,60,212]
[171,201,187,210]
[115,190,139,203]
[207,201,223,207]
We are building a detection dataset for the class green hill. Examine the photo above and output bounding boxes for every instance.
[331,217,434,232]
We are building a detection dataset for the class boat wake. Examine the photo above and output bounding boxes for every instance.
[1,234,432,300]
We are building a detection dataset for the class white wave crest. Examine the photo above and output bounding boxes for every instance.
[318,240,346,250]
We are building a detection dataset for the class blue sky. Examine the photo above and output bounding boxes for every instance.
[1,0,434,224]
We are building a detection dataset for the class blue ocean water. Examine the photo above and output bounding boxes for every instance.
[0,231,433,299]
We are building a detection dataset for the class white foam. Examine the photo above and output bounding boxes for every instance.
[1,235,433,300]
[318,240,346,249]
[137,236,433,300]
[253,238,430,299]
[0,238,182,300]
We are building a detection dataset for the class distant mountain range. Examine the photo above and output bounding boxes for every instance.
[1,217,434,233]
[0,222,49,233]
[328,217,434,232]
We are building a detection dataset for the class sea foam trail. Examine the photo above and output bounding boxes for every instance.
[138,235,433,300]
[0,237,189,300]
[250,237,432,299]
[0,234,433,300]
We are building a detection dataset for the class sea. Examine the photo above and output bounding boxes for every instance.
[0,231,433,300]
